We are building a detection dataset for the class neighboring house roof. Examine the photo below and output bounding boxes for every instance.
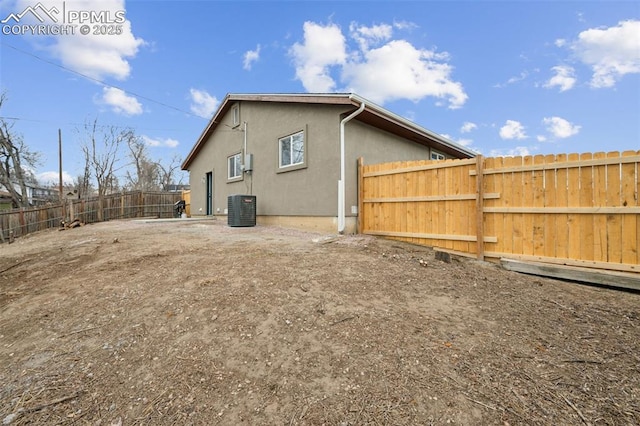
[163,184,190,192]
[182,93,476,170]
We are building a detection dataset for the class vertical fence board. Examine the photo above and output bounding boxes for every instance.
[437,164,448,248]
[475,156,484,259]
[579,152,595,261]
[636,154,640,267]
[522,156,535,256]
[464,161,475,254]
[542,154,557,258]
[491,156,506,255]
[606,152,622,263]
[430,166,440,247]
[592,152,607,262]
[566,153,582,260]
[450,161,463,252]
[372,163,382,233]
[483,156,497,255]
[621,150,638,265]
[554,154,569,260]
[416,166,427,246]
[531,155,545,256]
[504,156,520,255]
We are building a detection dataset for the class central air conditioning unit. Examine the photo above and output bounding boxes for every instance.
[228,194,256,227]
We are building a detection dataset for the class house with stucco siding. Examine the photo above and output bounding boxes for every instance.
[181,93,475,233]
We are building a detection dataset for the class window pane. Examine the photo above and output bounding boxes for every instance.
[292,133,304,164]
[233,107,239,125]
[280,138,291,167]
[229,154,242,178]
[279,131,304,168]
[234,155,242,176]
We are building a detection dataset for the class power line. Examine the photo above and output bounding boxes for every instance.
[0,115,182,132]
[1,41,209,120]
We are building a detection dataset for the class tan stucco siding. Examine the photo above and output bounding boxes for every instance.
[188,102,347,217]
[343,120,431,216]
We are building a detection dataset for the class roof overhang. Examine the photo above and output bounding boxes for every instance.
[181,93,475,170]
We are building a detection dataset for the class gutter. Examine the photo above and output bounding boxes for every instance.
[349,94,476,159]
[338,96,366,234]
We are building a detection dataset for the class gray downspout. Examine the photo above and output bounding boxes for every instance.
[338,98,366,234]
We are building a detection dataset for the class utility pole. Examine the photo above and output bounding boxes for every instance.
[59,128,65,221]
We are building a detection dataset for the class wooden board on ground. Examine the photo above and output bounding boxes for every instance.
[500,258,640,291]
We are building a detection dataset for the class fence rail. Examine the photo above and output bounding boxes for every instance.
[0,190,183,242]
[359,150,640,275]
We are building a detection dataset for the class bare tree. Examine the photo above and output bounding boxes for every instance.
[80,119,133,221]
[124,136,161,191]
[125,137,185,191]
[157,153,184,190]
[0,93,41,208]
[73,147,94,200]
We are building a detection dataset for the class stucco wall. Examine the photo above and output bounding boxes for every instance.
[343,119,432,215]
[187,101,347,218]
[187,101,434,228]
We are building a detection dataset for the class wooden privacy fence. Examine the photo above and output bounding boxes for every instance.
[359,151,639,275]
[0,190,183,242]
[182,189,191,217]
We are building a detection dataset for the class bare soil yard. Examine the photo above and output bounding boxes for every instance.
[0,219,638,425]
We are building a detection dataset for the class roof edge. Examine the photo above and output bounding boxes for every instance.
[181,92,476,170]
[348,93,477,158]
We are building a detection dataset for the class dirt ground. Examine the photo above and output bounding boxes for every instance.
[0,219,638,426]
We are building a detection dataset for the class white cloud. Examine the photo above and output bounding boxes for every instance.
[499,120,527,140]
[392,20,418,31]
[189,89,219,118]
[494,71,528,88]
[456,138,473,148]
[290,21,467,108]
[555,39,567,48]
[100,87,142,115]
[141,135,179,148]
[441,134,478,153]
[542,116,581,138]
[349,22,393,51]
[571,20,640,88]
[544,65,576,92]
[489,146,534,157]
[460,122,477,133]
[37,171,74,186]
[16,0,146,81]
[243,45,261,71]
[343,39,467,108]
[290,21,347,92]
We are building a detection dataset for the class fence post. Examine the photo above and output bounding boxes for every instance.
[19,208,25,238]
[357,157,364,234]
[475,155,485,261]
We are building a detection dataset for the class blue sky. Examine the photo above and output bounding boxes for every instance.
[1,0,638,186]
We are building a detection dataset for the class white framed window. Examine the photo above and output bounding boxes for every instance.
[431,150,446,160]
[279,130,305,169]
[227,152,243,180]
[232,104,240,127]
